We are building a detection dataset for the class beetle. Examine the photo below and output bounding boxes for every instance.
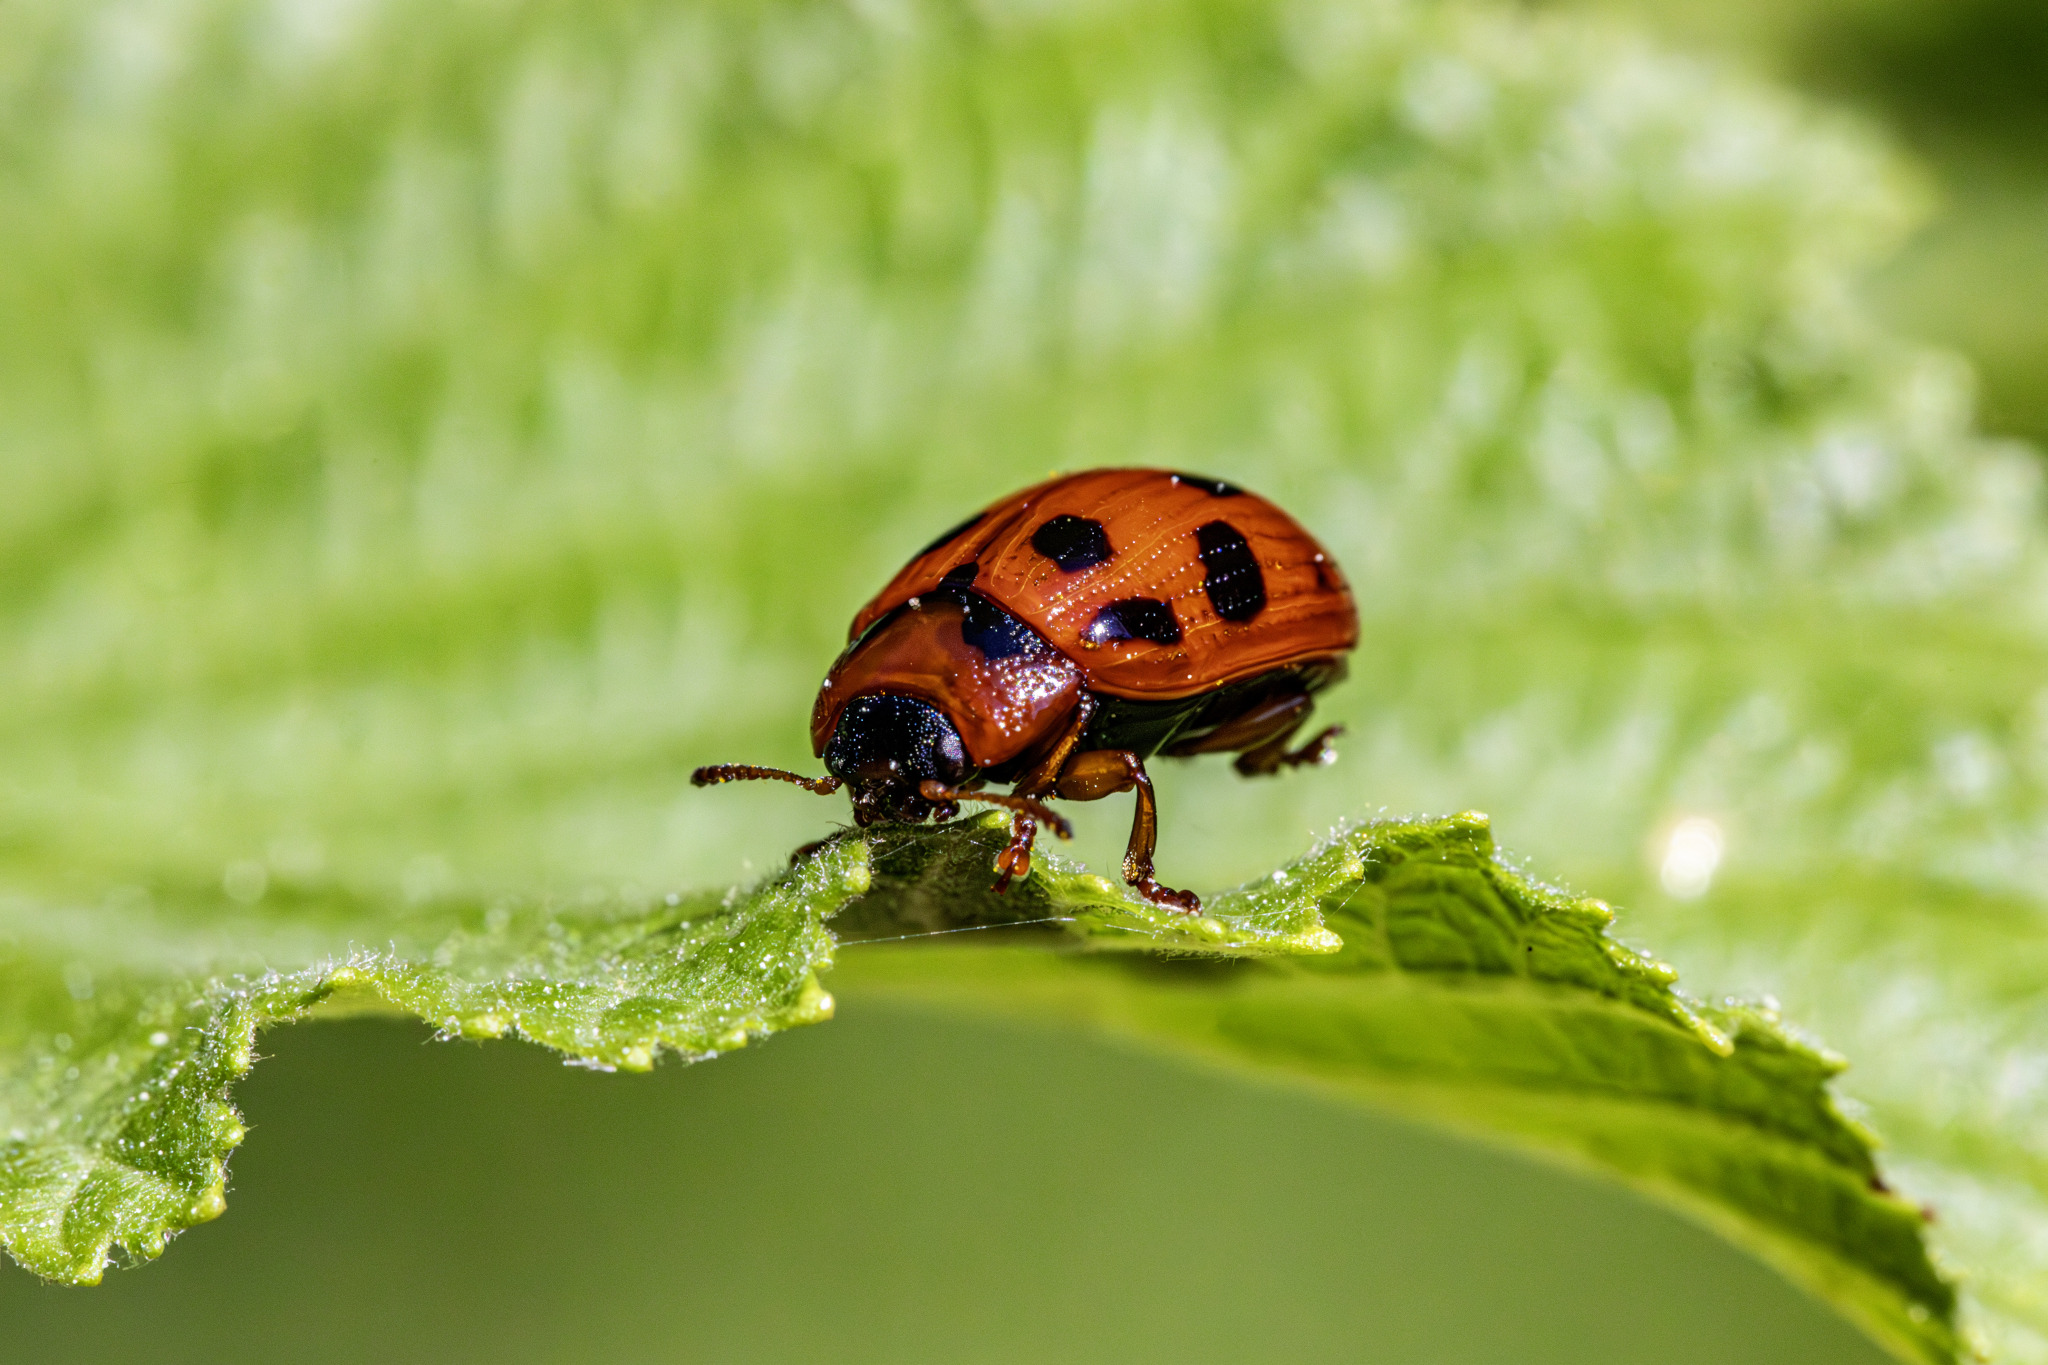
[692,467,1359,912]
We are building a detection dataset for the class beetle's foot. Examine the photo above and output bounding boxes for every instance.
[1123,853,1201,913]
[1128,875,1201,915]
[1235,725,1344,777]
[991,812,1037,893]
[1285,725,1345,768]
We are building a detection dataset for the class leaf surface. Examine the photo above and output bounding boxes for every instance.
[0,811,1957,1363]
[836,815,1956,1365]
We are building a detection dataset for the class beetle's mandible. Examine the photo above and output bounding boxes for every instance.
[693,468,1360,912]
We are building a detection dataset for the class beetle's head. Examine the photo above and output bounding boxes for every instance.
[822,692,973,824]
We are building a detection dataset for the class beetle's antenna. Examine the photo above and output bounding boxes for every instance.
[692,765,843,795]
[918,781,1073,839]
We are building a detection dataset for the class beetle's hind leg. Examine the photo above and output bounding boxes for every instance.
[1233,722,1344,777]
[1159,690,1342,778]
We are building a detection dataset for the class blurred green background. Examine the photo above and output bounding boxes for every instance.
[1,0,2045,1358]
[1549,0,2048,446]
[3,1011,1892,1364]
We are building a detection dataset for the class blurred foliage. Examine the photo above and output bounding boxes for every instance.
[0,0,2042,1358]
[1544,0,2048,444]
[1542,0,2048,166]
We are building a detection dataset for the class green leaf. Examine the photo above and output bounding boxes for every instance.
[0,811,1958,1365]
[834,815,1956,1365]
[0,838,863,1283]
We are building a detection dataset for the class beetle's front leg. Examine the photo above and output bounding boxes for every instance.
[1053,750,1200,914]
[987,695,1092,895]
[991,811,1038,892]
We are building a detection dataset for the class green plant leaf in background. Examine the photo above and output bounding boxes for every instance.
[0,0,2041,1358]
[1539,0,2048,450]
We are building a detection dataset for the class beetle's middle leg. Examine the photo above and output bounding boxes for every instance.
[1053,749,1200,914]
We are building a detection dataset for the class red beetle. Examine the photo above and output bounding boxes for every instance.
[694,468,1359,911]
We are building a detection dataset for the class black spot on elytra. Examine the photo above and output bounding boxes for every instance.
[1195,521,1265,622]
[1031,515,1112,572]
[1170,472,1243,497]
[915,513,982,559]
[1085,598,1182,646]
[925,583,1040,661]
[941,562,979,586]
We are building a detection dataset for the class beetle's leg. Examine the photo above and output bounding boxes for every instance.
[1007,694,1096,798]
[916,781,1069,895]
[1233,723,1344,777]
[692,764,843,795]
[1052,750,1200,914]
[1158,690,1342,777]
[911,701,1098,895]
[917,782,1073,840]
[991,811,1038,892]
[978,700,1102,894]
[1162,692,1313,759]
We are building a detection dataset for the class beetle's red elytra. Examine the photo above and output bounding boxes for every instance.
[694,468,1360,912]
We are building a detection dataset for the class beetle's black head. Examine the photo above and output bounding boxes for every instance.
[823,693,972,824]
